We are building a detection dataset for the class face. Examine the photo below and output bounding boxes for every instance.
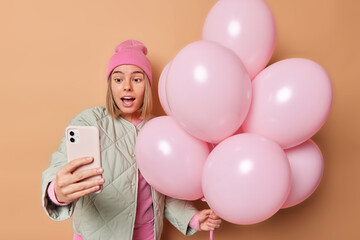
[110,65,146,121]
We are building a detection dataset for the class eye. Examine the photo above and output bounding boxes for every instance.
[114,78,122,83]
[133,78,143,83]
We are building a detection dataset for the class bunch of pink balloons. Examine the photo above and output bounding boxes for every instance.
[136,0,332,225]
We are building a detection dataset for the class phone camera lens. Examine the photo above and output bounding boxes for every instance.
[70,138,75,143]
[70,131,75,136]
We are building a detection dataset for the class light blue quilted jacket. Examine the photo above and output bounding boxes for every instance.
[41,106,198,240]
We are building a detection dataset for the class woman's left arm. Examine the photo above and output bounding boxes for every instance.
[164,197,198,235]
[164,197,221,235]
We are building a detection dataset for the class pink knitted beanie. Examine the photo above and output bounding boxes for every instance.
[107,40,152,86]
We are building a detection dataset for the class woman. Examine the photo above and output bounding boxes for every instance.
[41,40,221,240]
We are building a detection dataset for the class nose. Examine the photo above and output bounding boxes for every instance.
[123,79,132,91]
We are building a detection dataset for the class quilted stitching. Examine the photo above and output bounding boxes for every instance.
[42,106,198,240]
[72,107,141,239]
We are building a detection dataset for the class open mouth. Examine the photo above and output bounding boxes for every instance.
[121,96,136,106]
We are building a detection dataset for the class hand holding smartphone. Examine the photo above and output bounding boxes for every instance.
[65,126,103,193]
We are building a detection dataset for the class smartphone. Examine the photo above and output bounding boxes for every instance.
[65,126,102,193]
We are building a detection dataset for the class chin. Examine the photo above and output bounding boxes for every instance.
[120,106,141,116]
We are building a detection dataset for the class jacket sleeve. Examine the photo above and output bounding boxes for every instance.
[164,196,199,236]
[41,134,75,221]
[41,109,94,221]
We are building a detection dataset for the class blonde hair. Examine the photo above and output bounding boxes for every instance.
[106,73,153,120]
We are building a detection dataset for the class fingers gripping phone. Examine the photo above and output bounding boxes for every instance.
[65,126,102,193]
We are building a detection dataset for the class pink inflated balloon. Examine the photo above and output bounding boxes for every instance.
[135,116,209,200]
[282,139,324,208]
[242,58,333,149]
[167,40,252,143]
[202,0,276,79]
[158,61,172,116]
[202,133,291,225]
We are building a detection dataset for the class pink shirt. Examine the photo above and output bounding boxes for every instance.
[131,119,154,240]
[47,119,199,239]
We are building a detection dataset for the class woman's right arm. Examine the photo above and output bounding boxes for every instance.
[42,147,104,220]
[41,136,75,221]
[41,107,105,220]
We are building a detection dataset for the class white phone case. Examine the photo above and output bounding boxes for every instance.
[65,126,102,193]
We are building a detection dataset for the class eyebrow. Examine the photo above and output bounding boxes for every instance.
[112,70,144,75]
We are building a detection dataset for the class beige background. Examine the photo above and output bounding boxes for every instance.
[0,0,359,239]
